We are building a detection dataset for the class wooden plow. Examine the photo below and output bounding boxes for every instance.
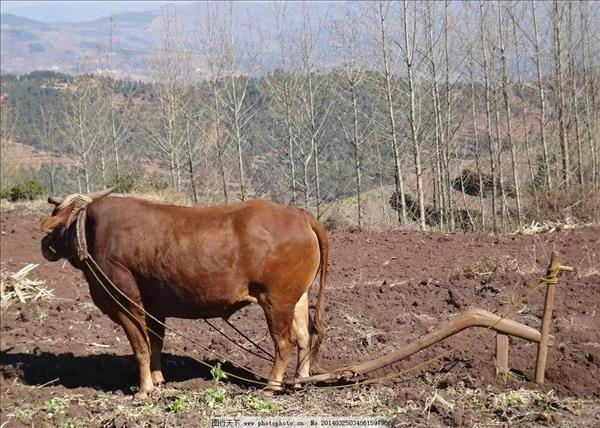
[295,252,572,386]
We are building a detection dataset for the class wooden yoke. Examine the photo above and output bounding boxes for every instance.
[534,252,573,385]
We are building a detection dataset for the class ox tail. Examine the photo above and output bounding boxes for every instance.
[308,215,329,368]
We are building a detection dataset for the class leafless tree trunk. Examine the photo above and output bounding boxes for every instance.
[332,12,371,229]
[376,1,406,224]
[567,3,584,185]
[297,6,330,217]
[198,2,230,202]
[581,1,598,187]
[61,77,109,194]
[498,2,523,227]
[443,2,454,230]
[469,61,486,230]
[402,0,425,229]
[531,1,552,190]
[479,2,498,233]
[260,4,302,205]
[511,9,539,213]
[425,0,445,228]
[493,83,508,231]
[553,0,570,187]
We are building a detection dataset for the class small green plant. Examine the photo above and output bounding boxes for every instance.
[8,179,44,201]
[205,388,227,408]
[60,422,76,428]
[43,398,63,414]
[210,362,228,383]
[14,409,34,424]
[167,394,190,413]
[246,395,272,412]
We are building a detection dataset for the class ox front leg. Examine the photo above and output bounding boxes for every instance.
[263,304,295,392]
[147,316,166,386]
[119,312,154,399]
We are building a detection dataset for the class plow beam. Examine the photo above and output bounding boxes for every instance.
[295,307,554,385]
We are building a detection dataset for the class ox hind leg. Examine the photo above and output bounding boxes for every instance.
[147,316,166,386]
[292,292,311,381]
[261,300,296,392]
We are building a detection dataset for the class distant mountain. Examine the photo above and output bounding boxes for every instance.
[0,2,344,80]
[1,8,160,80]
[1,13,51,30]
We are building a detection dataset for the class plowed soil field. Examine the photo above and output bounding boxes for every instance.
[1,203,599,427]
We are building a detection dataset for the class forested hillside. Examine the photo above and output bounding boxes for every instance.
[1,1,599,232]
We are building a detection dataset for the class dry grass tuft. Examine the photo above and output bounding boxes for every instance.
[449,255,516,280]
[0,263,53,309]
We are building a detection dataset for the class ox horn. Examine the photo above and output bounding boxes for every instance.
[87,187,114,200]
[48,196,64,206]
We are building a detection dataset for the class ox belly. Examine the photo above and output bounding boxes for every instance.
[136,275,257,320]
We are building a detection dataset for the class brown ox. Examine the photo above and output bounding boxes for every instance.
[39,190,328,398]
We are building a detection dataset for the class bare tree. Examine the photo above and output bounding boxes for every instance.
[402,0,426,229]
[425,0,446,228]
[511,6,539,212]
[218,2,260,201]
[296,6,331,216]
[61,76,107,193]
[197,2,231,202]
[497,1,523,227]
[374,1,407,224]
[479,2,498,233]
[581,0,599,186]
[144,7,189,192]
[261,3,303,205]
[566,2,584,185]
[531,0,552,190]
[553,0,570,187]
[331,10,372,229]
[468,58,487,230]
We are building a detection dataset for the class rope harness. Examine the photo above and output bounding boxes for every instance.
[67,208,566,391]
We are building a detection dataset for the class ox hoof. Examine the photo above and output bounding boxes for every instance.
[133,391,149,400]
[152,371,165,386]
[133,385,154,400]
[261,387,278,397]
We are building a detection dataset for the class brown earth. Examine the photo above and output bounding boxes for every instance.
[1,204,599,426]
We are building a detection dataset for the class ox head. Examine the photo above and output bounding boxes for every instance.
[40,188,113,262]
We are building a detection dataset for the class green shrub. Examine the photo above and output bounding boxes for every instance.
[138,173,169,192]
[109,172,169,194]
[8,179,45,201]
[108,172,142,193]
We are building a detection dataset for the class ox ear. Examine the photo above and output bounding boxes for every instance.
[48,196,64,206]
[40,210,69,233]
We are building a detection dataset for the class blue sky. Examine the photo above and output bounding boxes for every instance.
[1,1,196,23]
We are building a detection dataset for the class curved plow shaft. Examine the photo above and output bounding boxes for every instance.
[294,308,554,385]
